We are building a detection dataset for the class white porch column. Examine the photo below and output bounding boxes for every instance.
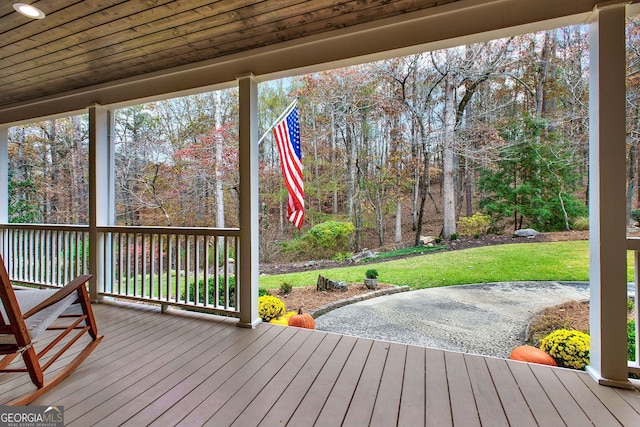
[0,126,7,224]
[587,2,633,389]
[236,74,261,328]
[88,105,114,302]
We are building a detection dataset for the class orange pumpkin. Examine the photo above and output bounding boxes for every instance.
[509,345,557,366]
[288,308,315,330]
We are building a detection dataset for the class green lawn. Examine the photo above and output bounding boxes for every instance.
[259,241,632,290]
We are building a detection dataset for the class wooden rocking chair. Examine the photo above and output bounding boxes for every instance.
[0,254,103,405]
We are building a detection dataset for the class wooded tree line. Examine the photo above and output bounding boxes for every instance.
[7,20,640,262]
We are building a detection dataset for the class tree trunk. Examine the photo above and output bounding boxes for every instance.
[465,156,473,217]
[536,29,557,119]
[345,125,356,220]
[395,199,402,243]
[442,75,457,238]
[414,170,429,246]
[72,116,87,224]
[331,112,338,214]
[629,138,637,225]
[47,121,59,223]
[214,137,225,229]
[312,105,320,212]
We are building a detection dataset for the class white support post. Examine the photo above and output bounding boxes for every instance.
[236,74,261,328]
[89,106,114,303]
[587,2,633,389]
[0,126,7,225]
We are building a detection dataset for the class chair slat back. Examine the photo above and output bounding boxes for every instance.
[0,254,31,346]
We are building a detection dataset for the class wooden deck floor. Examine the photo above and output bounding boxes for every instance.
[2,301,640,426]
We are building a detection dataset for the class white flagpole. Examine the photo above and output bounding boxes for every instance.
[257,97,299,145]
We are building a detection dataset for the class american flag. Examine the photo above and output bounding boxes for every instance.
[273,103,304,229]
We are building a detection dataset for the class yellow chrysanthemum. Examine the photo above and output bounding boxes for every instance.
[258,295,286,322]
[540,329,590,370]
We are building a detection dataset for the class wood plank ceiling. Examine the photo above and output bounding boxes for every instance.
[0,0,461,111]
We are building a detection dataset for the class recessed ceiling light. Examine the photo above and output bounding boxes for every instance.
[13,3,46,20]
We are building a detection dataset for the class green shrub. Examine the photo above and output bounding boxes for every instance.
[540,329,590,370]
[258,295,285,321]
[449,233,458,241]
[259,287,270,297]
[182,276,236,307]
[365,269,378,279]
[456,213,492,237]
[305,221,354,251]
[572,216,589,231]
[629,319,636,362]
[281,221,355,260]
[280,281,293,295]
[332,252,353,262]
[632,209,640,223]
[280,236,305,256]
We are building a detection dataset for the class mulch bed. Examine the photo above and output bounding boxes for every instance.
[269,282,395,313]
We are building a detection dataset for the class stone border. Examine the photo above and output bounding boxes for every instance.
[309,285,411,318]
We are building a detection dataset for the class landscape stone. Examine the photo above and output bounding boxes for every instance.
[513,228,539,238]
[317,275,349,292]
[420,235,437,245]
[351,250,377,263]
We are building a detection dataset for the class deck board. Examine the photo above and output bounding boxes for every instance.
[614,385,640,414]
[101,322,266,426]
[445,351,481,427]
[484,358,538,427]
[528,363,593,426]
[147,324,290,426]
[227,330,329,427]
[204,328,319,426]
[1,302,638,426]
[553,367,623,426]
[341,340,392,426]
[46,309,221,408]
[67,315,245,425]
[578,375,640,425]
[300,337,372,426]
[255,332,347,426]
[464,353,509,427]
[174,325,300,426]
[120,326,258,426]
[425,348,454,426]
[370,342,407,427]
[397,345,426,427]
[506,359,566,426]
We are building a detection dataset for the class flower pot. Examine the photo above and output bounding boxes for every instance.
[364,278,378,289]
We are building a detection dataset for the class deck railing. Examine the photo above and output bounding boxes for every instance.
[97,226,240,316]
[0,224,241,317]
[627,238,640,377]
[0,224,89,287]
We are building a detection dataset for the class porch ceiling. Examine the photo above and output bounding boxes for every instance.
[0,0,628,124]
[0,0,462,110]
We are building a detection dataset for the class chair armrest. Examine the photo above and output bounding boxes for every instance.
[22,275,92,319]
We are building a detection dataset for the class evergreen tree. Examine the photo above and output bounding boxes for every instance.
[478,116,586,231]
[8,173,40,223]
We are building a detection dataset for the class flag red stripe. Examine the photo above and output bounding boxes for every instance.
[273,105,304,229]
[274,124,303,192]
